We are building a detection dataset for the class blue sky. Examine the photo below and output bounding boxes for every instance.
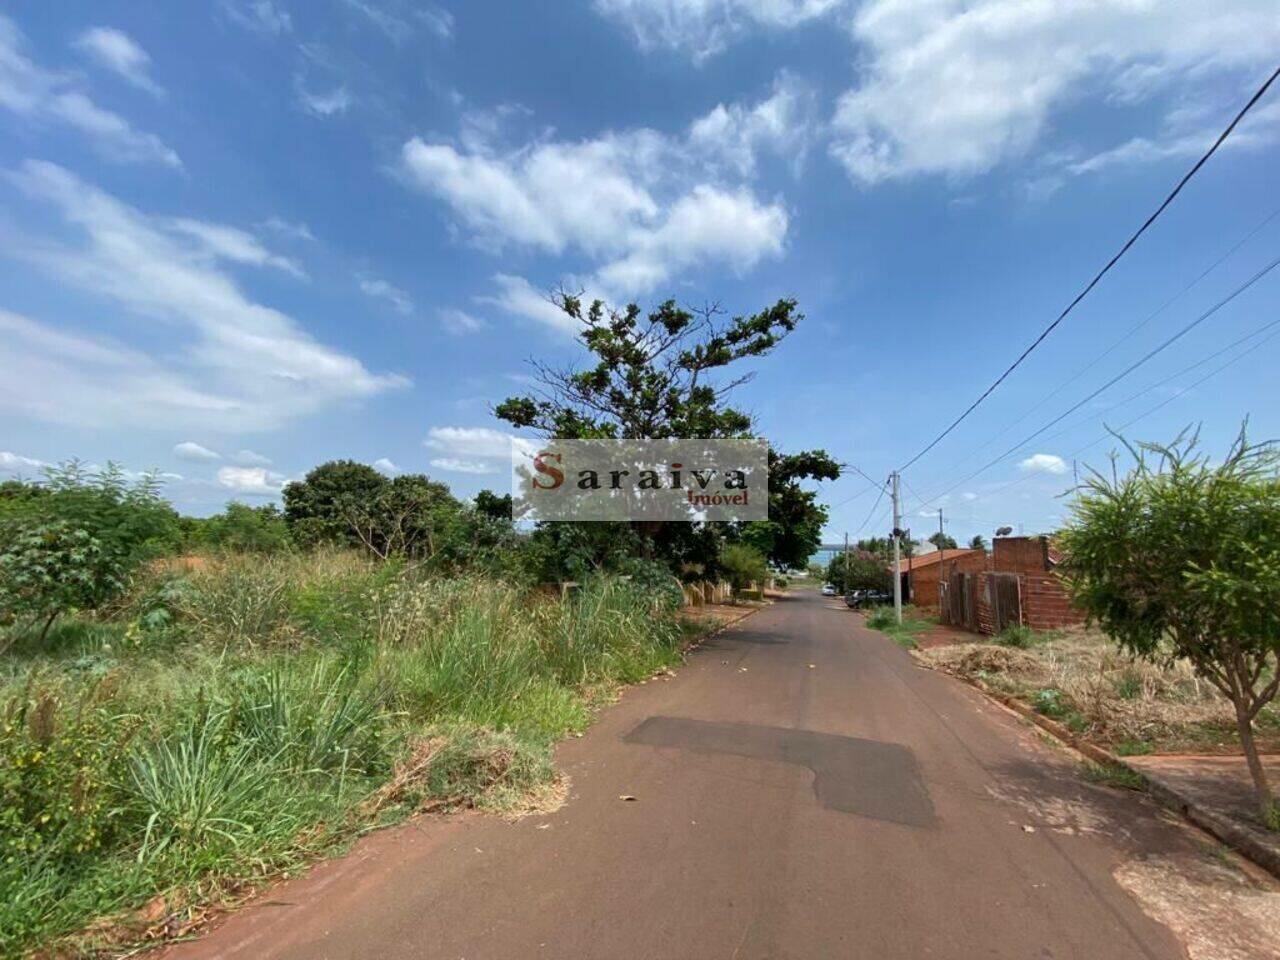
[1,0,1278,549]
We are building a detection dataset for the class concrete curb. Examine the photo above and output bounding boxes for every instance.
[915,654,1280,881]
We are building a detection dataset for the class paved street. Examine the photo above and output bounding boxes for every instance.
[166,591,1273,960]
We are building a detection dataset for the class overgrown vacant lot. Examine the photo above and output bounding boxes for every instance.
[1,552,690,957]
[916,627,1280,757]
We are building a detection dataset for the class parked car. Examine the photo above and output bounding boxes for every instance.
[821,583,837,596]
[845,590,891,609]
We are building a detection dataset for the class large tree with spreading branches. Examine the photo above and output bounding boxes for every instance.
[495,293,840,574]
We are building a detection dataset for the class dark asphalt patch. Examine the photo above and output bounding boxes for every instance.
[625,716,936,828]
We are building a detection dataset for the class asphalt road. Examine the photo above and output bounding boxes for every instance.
[165,590,1253,960]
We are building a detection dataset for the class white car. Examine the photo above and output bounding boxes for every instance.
[821,583,837,596]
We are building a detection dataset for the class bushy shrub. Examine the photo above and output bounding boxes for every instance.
[0,523,118,649]
[0,682,130,867]
[0,464,180,651]
[192,502,293,554]
[719,543,767,596]
[993,625,1049,649]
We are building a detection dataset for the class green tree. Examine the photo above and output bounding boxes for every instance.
[496,295,799,440]
[857,535,917,562]
[1058,428,1280,820]
[969,534,987,550]
[494,294,840,572]
[825,550,891,594]
[283,460,389,548]
[197,502,293,553]
[719,543,767,596]
[346,474,465,563]
[740,450,841,570]
[473,489,513,522]
[927,532,958,551]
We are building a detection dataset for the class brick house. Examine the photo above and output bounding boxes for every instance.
[903,548,987,612]
[937,535,1086,634]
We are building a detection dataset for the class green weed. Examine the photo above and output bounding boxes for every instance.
[1080,760,1146,791]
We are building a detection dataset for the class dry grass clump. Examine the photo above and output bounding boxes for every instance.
[918,626,1270,752]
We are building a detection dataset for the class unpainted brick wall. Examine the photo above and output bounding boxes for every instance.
[991,536,1050,573]
[910,551,987,611]
[970,571,1086,634]
[1021,574,1086,630]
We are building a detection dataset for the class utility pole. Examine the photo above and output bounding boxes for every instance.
[891,471,903,624]
[843,531,849,594]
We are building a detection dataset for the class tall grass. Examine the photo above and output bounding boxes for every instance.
[0,555,686,956]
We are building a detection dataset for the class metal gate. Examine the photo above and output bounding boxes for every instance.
[986,573,1022,634]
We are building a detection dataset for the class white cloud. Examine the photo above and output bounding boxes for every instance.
[688,72,815,177]
[439,307,485,334]
[73,27,163,96]
[594,0,842,60]
[0,309,246,431]
[400,80,795,303]
[594,184,786,294]
[0,17,180,167]
[174,441,222,462]
[1018,453,1067,476]
[49,93,181,167]
[217,465,285,496]
[425,426,536,463]
[167,219,307,278]
[429,457,497,475]
[418,5,455,40]
[259,217,315,242]
[222,1,292,35]
[296,81,352,117]
[2,162,407,432]
[477,274,581,335]
[401,131,663,256]
[233,449,272,466]
[0,451,48,474]
[373,457,400,474]
[1065,99,1280,177]
[830,0,1280,184]
[341,0,454,42]
[359,276,413,315]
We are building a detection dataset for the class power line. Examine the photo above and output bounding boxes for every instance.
[897,64,1280,473]
[851,482,888,538]
[1005,309,1280,461]
[843,462,885,490]
[829,465,887,509]
[930,204,1280,480]
[910,253,1280,508]
[963,321,1280,504]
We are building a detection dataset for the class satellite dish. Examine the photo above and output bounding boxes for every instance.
[995,526,1014,537]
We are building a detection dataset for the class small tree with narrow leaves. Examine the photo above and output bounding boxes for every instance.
[1058,427,1280,822]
